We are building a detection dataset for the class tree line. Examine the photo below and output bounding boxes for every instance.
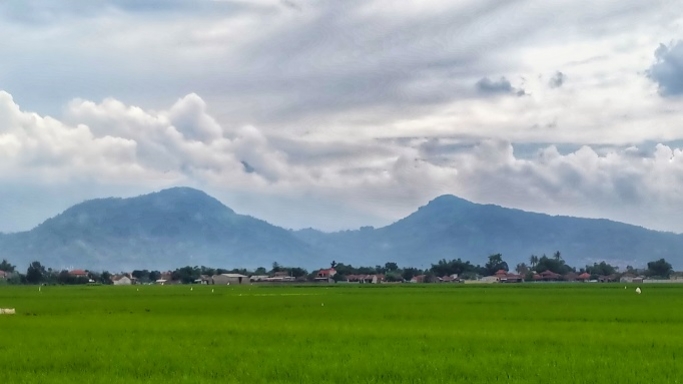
[0,253,675,285]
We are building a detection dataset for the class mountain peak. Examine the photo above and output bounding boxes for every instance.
[426,194,475,206]
[144,186,235,214]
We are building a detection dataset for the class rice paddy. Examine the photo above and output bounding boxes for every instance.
[1,283,682,383]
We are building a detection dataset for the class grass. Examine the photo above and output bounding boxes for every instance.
[0,283,682,383]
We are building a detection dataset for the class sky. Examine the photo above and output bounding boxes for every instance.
[1,0,683,234]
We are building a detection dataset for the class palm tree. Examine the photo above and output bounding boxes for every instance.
[553,251,562,262]
[516,263,529,275]
[529,255,539,269]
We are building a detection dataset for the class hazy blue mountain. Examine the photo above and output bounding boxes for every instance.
[1,188,682,272]
[0,187,318,271]
[293,195,683,269]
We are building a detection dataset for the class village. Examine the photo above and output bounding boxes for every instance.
[0,265,674,286]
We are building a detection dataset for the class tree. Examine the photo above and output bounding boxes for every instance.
[254,267,267,275]
[553,251,562,262]
[515,263,529,275]
[132,270,150,282]
[585,261,616,277]
[529,255,539,269]
[484,254,508,276]
[149,270,161,282]
[172,266,200,284]
[385,272,402,282]
[289,267,308,278]
[430,258,478,277]
[647,258,673,278]
[26,261,46,284]
[402,268,420,282]
[101,271,112,284]
[331,260,337,269]
[536,255,574,275]
[0,259,15,273]
[271,262,283,273]
[385,262,399,272]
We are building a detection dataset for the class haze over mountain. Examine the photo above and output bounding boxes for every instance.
[0,187,317,271]
[294,195,683,269]
[1,187,682,271]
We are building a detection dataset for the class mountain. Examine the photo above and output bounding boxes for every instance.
[293,195,683,269]
[0,187,317,271]
[1,188,682,272]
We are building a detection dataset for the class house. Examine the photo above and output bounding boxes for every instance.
[491,270,523,283]
[479,276,499,284]
[314,268,337,283]
[564,272,578,282]
[577,272,591,282]
[620,274,635,283]
[155,279,168,285]
[410,275,426,283]
[494,269,508,281]
[250,275,270,282]
[503,273,524,283]
[113,275,132,286]
[598,274,618,283]
[211,273,249,285]
[264,273,296,283]
[194,275,212,285]
[347,274,384,284]
[69,269,88,278]
[534,270,561,281]
[439,274,462,283]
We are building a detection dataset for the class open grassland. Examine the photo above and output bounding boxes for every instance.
[1,284,682,383]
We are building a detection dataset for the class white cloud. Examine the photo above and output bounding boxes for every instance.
[2,91,683,234]
[1,1,683,234]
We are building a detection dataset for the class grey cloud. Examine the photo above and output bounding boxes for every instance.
[0,0,261,23]
[548,71,566,88]
[476,77,525,96]
[280,0,302,12]
[6,89,683,234]
[647,41,683,96]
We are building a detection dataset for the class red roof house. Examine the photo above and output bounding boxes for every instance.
[314,268,337,282]
[534,270,561,281]
[69,269,88,277]
[577,272,591,281]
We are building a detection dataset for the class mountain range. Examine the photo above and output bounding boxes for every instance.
[0,187,681,271]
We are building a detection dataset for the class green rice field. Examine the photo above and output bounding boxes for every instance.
[1,283,682,383]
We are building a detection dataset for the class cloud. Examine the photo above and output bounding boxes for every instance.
[548,71,565,88]
[1,1,683,235]
[476,77,526,96]
[3,90,683,235]
[647,41,683,97]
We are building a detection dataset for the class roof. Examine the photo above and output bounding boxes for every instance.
[69,269,88,276]
[220,273,248,278]
[578,272,591,279]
